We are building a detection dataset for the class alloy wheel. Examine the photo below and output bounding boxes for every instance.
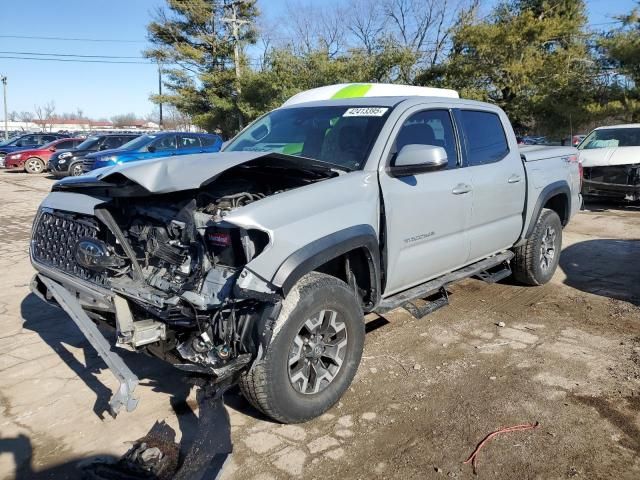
[288,309,348,395]
[539,225,557,271]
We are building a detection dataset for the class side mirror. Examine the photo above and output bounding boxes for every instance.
[99,144,109,151]
[49,146,56,152]
[147,145,156,153]
[387,144,448,177]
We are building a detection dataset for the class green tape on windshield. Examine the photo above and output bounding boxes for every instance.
[331,84,372,99]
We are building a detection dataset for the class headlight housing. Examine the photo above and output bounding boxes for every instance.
[58,152,73,159]
[8,153,23,159]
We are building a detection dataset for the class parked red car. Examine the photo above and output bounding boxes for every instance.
[2,137,84,173]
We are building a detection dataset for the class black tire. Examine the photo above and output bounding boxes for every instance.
[69,162,84,176]
[24,157,45,174]
[512,208,562,285]
[239,272,364,424]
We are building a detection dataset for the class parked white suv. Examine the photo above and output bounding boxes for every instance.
[578,124,640,201]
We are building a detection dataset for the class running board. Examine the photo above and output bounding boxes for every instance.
[474,261,512,284]
[374,251,514,314]
[402,288,449,319]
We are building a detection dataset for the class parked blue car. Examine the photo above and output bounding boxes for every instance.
[81,131,223,172]
[0,133,69,161]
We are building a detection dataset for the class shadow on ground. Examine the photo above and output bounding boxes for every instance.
[560,238,640,305]
[2,293,268,479]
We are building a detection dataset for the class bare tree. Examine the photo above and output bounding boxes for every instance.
[345,0,388,54]
[283,0,348,57]
[33,101,56,132]
[18,111,33,130]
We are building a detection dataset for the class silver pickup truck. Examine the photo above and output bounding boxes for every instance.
[30,83,581,423]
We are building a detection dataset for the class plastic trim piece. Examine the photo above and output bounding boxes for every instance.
[524,180,571,239]
[271,225,381,300]
[37,274,139,417]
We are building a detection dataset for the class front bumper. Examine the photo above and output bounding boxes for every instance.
[31,273,139,417]
[582,165,640,201]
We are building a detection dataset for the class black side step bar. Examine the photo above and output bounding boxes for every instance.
[402,287,449,319]
[374,251,514,314]
[474,261,513,284]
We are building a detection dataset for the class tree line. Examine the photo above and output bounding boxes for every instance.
[144,0,640,138]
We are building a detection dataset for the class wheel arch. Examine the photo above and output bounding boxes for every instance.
[524,181,571,239]
[271,225,381,311]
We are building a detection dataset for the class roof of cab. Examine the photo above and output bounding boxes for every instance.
[282,83,459,107]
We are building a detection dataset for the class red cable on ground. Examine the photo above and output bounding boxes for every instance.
[464,422,540,474]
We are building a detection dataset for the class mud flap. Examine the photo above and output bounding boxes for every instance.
[37,275,139,417]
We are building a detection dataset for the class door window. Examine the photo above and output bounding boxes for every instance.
[178,134,200,149]
[200,135,218,147]
[17,135,39,147]
[56,140,76,150]
[151,135,177,152]
[394,109,458,169]
[103,136,124,149]
[458,110,509,166]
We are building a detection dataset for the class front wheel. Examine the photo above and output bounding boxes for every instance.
[239,272,364,424]
[24,157,45,174]
[69,162,84,176]
[512,208,562,285]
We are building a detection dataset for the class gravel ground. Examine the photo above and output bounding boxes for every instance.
[0,170,638,479]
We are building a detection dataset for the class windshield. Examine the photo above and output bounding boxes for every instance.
[224,105,393,170]
[41,140,59,149]
[119,135,153,150]
[579,127,640,149]
[0,136,20,147]
[76,136,101,150]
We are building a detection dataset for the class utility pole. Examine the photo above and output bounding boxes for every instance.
[157,61,163,130]
[222,1,249,130]
[1,76,7,140]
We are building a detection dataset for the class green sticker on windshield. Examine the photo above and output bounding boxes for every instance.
[331,84,372,99]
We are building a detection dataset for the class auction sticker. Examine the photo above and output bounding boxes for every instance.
[343,107,389,117]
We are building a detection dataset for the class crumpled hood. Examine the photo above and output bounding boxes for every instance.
[53,151,340,194]
[579,147,640,167]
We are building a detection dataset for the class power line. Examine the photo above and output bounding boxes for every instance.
[0,55,155,65]
[0,34,146,43]
[0,50,145,59]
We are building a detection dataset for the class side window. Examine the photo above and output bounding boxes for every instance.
[56,140,75,149]
[18,135,38,146]
[458,110,509,166]
[395,109,458,169]
[103,136,123,149]
[200,135,218,147]
[178,134,200,149]
[152,135,177,152]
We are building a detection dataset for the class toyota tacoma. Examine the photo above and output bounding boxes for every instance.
[30,83,581,423]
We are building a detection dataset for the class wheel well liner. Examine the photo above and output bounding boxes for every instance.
[525,181,571,238]
[271,225,381,304]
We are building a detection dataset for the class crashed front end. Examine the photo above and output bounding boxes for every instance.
[582,163,640,201]
[29,153,338,415]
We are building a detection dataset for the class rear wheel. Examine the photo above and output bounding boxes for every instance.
[239,272,364,423]
[24,157,45,174]
[512,208,562,285]
[70,162,84,176]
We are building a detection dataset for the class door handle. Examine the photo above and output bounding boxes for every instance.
[508,175,522,183]
[451,183,472,195]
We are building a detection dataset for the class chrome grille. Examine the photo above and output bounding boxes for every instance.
[31,210,109,286]
[82,157,96,172]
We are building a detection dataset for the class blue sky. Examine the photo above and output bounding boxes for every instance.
[0,0,636,120]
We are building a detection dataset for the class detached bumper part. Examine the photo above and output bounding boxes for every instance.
[582,165,640,201]
[35,274,139,417]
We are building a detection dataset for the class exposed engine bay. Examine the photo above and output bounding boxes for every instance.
[32,161,337,378]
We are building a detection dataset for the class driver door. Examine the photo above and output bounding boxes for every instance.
[378,107,472,296]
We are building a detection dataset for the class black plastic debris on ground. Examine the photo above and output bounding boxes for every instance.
[79,381,233,480]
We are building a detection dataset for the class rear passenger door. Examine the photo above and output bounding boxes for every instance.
[454,109,525,261]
